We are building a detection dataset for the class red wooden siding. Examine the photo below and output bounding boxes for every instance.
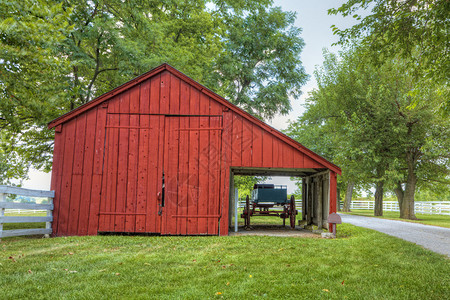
[49,64,340,237]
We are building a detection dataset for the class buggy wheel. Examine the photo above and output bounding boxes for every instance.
[289,195,296,229]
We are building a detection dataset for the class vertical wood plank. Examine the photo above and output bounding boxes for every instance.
[287,146,294,168]
[72,114,87,175]
[282,144,294,168]
[78,109,97,235]
[50,125,64,236]
[179,81,190,115]
[169,74,180,114]
[58,120,76,236]
[241,120,252,167]
[208,116,221,235]
[116,91,130,232]
[149,74,161,114]
[307,178,314,225]
[67,115,87,235]
[231,114,242,166]
[252,124,262,167]
[146,115,159,233]
[312,160,324,169]
[88,106,107,235]
[136,124,148,233]
[303,155,315,168]
[156,115,164,233]
[88,175,103,235]
[317,176,323,229]
[101,99,119,232]
[198,93,210,234]
[167,117,180,234]
[178,118,189,235]
[187,88,200,234]
[209,97,222,115]
[293,149,304,169]
[178,82,190,234]
[209,96,222,235]
[68,174,82,235]
[301,179,307,221]
[220,111,232,236]
[136,81,150,232]
[329,171,337,215]
[262,132,273,168]
[146,74,161,232]
[93,103,108,175]
[161,117,169,234]
[125,86,140,232]
[160,71,170,114]
[272,137,280,168]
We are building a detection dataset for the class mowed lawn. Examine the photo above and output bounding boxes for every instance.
[1,224,449,299]
[344,210,450,228]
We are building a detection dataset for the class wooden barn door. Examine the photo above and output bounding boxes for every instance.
[160,116,223,235]
[99,112,164,234]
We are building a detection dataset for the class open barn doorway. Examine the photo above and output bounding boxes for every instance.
[228,168,331,235]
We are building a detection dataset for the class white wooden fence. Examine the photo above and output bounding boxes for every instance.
[341,200,450,215]
[0,185,54,239]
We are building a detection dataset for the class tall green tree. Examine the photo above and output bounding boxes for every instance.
[329,0,450,111]
[212,6,308,119]
[0,0,308,182]
[287,48,449,220]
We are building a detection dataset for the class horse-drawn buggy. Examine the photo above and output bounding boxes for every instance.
[241,184,297,229]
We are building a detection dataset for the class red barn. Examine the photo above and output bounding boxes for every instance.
[48,64,341,236]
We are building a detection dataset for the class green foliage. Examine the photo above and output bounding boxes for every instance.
[211,6,308,119]
[233,175,267,199]
[329,0,450,111]
[286,47,449,206]
[0,0,308,182]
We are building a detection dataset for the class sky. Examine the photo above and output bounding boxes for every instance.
[21,0,358,193]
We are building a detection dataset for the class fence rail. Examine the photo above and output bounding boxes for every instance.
[340,200,450,215]
[0,185,55,239]
[238,199,450,215]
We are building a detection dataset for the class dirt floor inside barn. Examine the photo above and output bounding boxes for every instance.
[229,225,320,238]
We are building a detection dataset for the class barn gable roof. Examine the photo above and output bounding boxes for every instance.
[48,63,341,174]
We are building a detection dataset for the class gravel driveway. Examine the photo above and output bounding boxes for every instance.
[340,214,450,257]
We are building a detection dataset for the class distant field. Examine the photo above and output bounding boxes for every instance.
[343,210,450,228]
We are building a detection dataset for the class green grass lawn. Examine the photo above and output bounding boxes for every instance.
[1,224,449,299]
[343,210,450,228]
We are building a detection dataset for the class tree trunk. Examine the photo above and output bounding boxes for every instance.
[342,181,354,212]
[400,160,418,220]
[394,181,404,214]
[374,181,384,216]
[395,155,418,220]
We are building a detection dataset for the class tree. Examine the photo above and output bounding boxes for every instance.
[234,175,267,199]
[329,0,450,111]
[288,48,449,220]
[0,0,308,182]
[212,6,308,119]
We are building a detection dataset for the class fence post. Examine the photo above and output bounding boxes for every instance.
[0,192,5,242]
[44,197,53,238]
